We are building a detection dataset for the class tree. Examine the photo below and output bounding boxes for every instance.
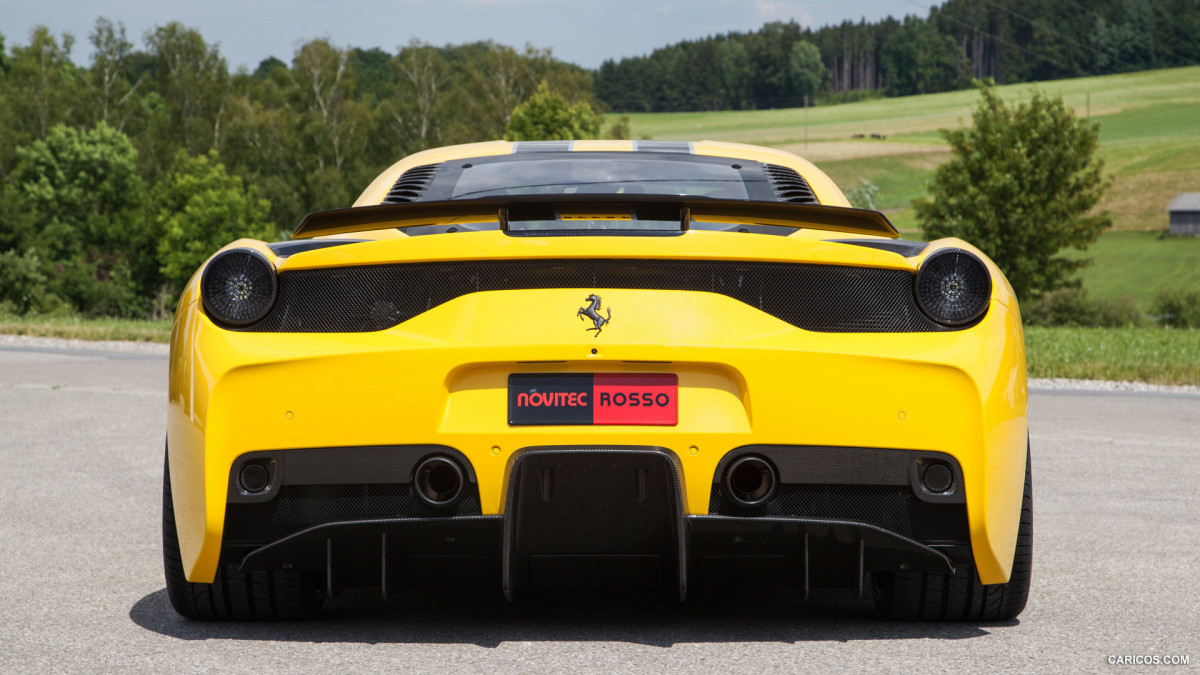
[11,122,144,254]
[789,41,827,101]
[220,80,306,237]
[0,248,51,315]
[717,40,751,109]
[504,82,600,142]
[455,43,591,138]
[0,32,10,76]
[744,20,803,106]
[350,47,395,102]
[881,15,966,96]
[915,86,1112,300]
[383,40,451,152]
[144,23,229,156]
[155,151,273,291]
[87,18,141,129]
[5,27,79,143]
[252,56,287,81]
[2,122,148,315]
[288,39,373,209]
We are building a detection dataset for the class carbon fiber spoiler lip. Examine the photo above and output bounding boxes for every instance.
[291,194,900,239]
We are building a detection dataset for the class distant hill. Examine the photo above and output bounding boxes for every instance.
[596,0,1200,112]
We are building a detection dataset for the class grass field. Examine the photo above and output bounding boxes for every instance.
[1025,326,1200,385]
[626,67,1200,148]
[0,315,172,342]
[626,66,1200,309]
[1069,231,1200,307]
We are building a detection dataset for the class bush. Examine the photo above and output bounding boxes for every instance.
[1151,289,1200,328]
[916,86,1110,300]
[845,179,880,210]
[1022,289,1142,328]
[604,115,631,140]
[0,249,51,315]
[155,151,274,292]
[504,82,601,142]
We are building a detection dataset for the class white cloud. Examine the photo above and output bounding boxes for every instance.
[754,0,812,26]
[453,0,559,6]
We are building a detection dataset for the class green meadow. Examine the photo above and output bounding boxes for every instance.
[0,315,173,343]
[627,66,1200,308]
[1025,326,1200,385]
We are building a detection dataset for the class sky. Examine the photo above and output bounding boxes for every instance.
[0,0,914,71]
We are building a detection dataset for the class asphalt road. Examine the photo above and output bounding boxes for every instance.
[1,340,1197,673]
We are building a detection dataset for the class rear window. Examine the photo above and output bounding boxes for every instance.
[449,158,750,200]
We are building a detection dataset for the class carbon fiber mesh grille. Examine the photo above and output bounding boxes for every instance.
[235,259,950,333]
[223,484,482,545]
[708,484,969,543]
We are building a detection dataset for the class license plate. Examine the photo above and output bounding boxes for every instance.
[508,373,678,426]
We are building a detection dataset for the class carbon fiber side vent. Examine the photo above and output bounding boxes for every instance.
[763,163,819,204]
[382,163,440,204]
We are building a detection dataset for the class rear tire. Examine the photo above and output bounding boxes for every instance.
[874,443,1032,621]
[162,447,322,620]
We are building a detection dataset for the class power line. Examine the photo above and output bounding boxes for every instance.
[902,0,1094,78]
[976,0,1140,73]
[1056,0,1197,66]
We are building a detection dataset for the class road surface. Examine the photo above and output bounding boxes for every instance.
[1,339,1196,672]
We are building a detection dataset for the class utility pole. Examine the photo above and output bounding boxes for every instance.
[804,95,809,150]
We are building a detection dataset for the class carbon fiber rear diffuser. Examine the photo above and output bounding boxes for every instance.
[236,448,954,601]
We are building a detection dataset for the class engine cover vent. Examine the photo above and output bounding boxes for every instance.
[763,163,818,204]
[382,163,441,204]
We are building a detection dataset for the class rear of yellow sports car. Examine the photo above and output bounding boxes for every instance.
[164,140,1030,621]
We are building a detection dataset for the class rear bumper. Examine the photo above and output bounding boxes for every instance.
[167,287,1027,586]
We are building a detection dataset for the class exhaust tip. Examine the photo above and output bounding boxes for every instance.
[413,455,466,509]
[723,455,777,508]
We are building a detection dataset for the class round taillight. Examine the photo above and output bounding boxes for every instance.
[915,248,992,326]
[201,248,277,326]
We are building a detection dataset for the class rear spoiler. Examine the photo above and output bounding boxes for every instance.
[291,194,900,240]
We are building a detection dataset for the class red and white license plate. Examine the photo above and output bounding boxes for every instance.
[508,373,678,426]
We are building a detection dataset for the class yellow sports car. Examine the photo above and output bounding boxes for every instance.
[163,140,1031,621]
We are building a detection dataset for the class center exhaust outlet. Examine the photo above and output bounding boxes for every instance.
[723,455,778,508]
[413,455,467,509]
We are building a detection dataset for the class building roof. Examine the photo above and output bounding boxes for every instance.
[1167,193,1200,212]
